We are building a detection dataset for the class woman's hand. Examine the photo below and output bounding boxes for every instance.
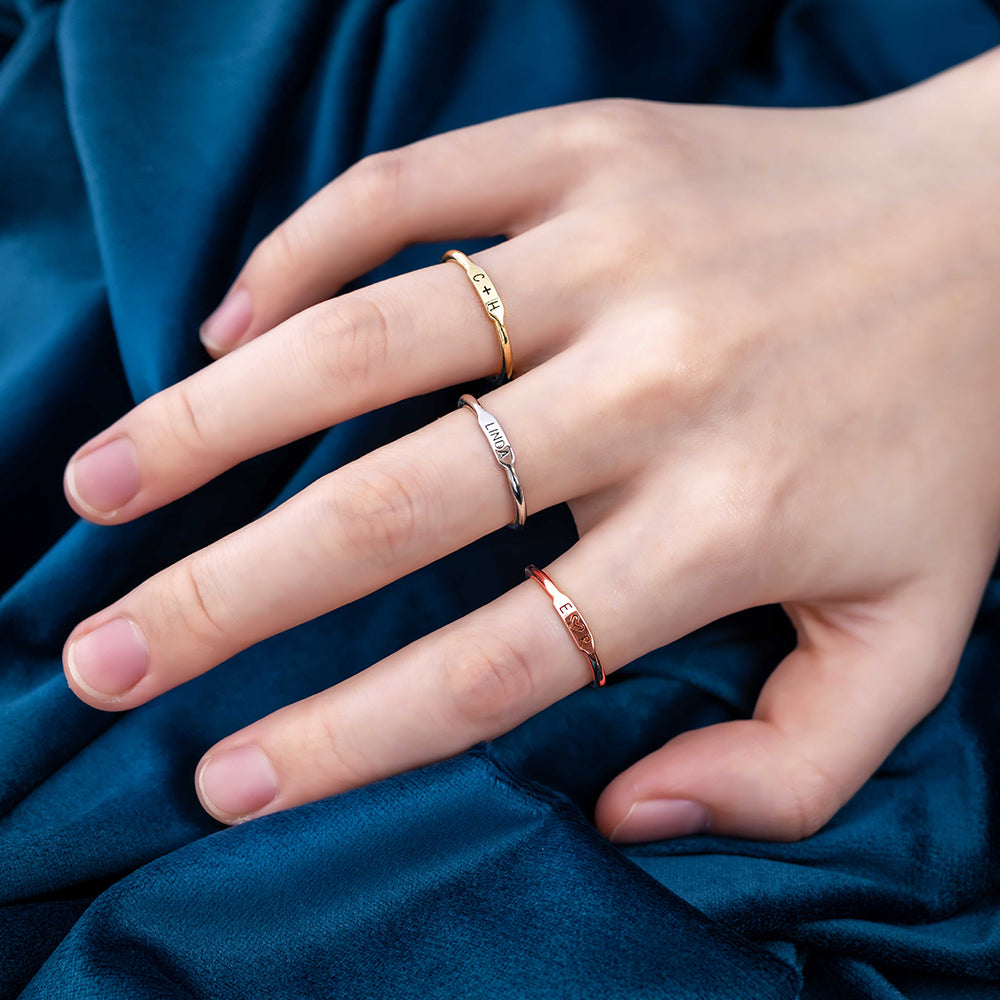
[61,50,1000,842]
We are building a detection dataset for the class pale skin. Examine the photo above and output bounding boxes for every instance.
[61,47,1000,843]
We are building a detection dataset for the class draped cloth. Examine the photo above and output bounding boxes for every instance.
[3,1,1000,996]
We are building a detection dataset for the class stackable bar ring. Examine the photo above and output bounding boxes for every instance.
[457,394,526,528]
[525,565,607,688]
[442,249,514,384]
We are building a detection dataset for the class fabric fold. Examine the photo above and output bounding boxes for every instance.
[3,1,1000,996]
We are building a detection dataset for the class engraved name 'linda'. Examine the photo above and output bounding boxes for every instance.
[483,420,512,460]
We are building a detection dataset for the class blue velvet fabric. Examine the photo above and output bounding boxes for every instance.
[3,1,1000,996]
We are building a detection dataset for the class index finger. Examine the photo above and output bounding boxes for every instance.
[199,100,611,355]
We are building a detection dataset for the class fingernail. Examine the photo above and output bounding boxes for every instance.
[66,437,140,516]
[200,286,252,352]
[67,617,149,699]
[609,799,710,843]
[197,745,279,820]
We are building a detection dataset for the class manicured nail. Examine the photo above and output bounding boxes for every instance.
[200,286,252,352]
[609,799,710,843]
[197,745,279,820]
[66,437,140,516]
[67,617,149,699]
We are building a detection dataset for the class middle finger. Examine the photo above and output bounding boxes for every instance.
[63,227,585,525]
[62,357,625,710]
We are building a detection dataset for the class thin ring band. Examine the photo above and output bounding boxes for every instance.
[525,565,607,688]
[442,249,514,384]
[457,394,526,529]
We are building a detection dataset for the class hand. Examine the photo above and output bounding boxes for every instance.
[62,49,1000,842]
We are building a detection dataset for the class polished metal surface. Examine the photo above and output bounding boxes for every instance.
[525,564,606,688]
[458,393,526,528]
[443,249,514,384]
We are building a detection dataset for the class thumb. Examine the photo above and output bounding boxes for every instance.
[595,593,967,843]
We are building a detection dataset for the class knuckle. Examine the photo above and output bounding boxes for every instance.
[342,149,406,219]
[299,293,391,391]
[616,329,729,434]
[301,700,369,787]
[561,99,695,176]
[561,98,648,154]
[157,381,212,455]
[254,210,313,275]
[775,755,843,842]
[328,463,427,566]
[162,556,228,647]
[268,220,300,270]
[442,632,536,730]
[657,340,732,420]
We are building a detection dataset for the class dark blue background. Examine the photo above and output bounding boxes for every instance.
[3,1,1000,996]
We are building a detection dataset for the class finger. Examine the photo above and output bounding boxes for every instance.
[595,585,971,843]
[189,523,742,825]
[198,102,602,356]
[64,219,588,525]
[62,356,636,710]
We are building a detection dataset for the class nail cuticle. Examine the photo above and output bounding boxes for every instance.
[65,616,150,700]
[197,744,279,821]
[65,461,121,521]
[65,437,141,516]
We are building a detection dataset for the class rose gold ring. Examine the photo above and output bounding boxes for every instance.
[525,565,606,688]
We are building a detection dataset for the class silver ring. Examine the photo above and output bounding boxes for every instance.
[457,393,526,529]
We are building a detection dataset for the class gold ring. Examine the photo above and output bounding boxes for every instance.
[442,249,513,384]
